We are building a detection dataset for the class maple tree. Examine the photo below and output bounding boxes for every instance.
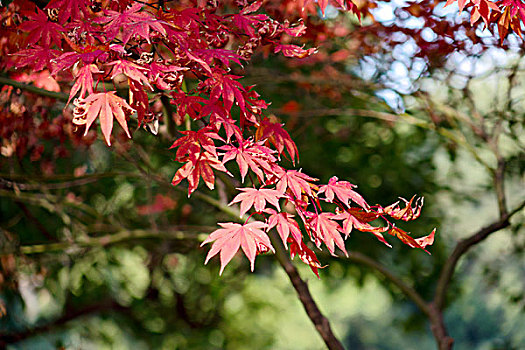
[0,0,524,349]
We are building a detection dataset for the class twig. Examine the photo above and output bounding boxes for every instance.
[346,251,430,317]
[1,229,206,256]
[433,199,525,311]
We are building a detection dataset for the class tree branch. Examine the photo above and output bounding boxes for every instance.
[433,199,525,311]
[0,298,127,347]
[269,231,346,350]
[0,76,69,102]
[346,251,430,317]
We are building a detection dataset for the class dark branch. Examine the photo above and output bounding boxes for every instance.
[0,299,127,347]
[269,232,346,350]
[433,199,525,311]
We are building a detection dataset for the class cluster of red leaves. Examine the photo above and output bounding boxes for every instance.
[1,0,438,277]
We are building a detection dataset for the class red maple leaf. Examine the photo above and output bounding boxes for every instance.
[171,151,229,196]
[107,60,153,90]
[220,140,277,182]
[274,44,317,59]
[19,8,64,48]
[171,92,207,121]
[45,0,89,24]
[271,167,317,199]
[230,187,283,217]
[202,221,274,274]
[334,210,391,247]
[95,3,166,44]
[265,209,303,246]
[289,239,324,278]
[318,176,369,210]
[388,226,435,254]
[170,127,223,162]
[307,212,347,256]
[72,91,133,146]
[68,64,103,104]
[256,117,299,164]
[13,46,60,72]
[204,72,246,113]
[381,195,424,221]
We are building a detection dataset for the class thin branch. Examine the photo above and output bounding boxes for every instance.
[269,231,346,350]
[346,251,430,317]
[1,229,206,256]
[0,76,69,102]
[433,199,525,311]
[0,298,127,347]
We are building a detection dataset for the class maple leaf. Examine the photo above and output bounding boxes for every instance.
[271,167,318,200]
[171,92,207,121]
[318,176,369,210]
[388,226,435,254]
[230,187,283,217]
[231,13,268,37]
[170,127,223,162]
[209,113,242,143]
[129,79,150,125]
[13,46,60,72]
[45,0,89,24]
[265,209,303,246]
[382,195,424,221]
[72,91,133,146]
[202,221,274,274]
[107,60,153,90]
[148,61,187,90]
[95,3,167,45]
[52,48,109,74]
[289,239,324,278]
[68,64,103,104]
[334,210,391,247]
[19,8,64,48]
[274,44,318,59]
[220,140,277,183]
[204,72,246,113]
[256,117,299,164]
[171,151,230,196]
[307,212,347,256]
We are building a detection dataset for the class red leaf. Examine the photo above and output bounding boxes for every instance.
[202,221,274,274]
[45,0,89,24]
[274,44,317,59]
[72,91,133,146]
[271,167,317,199]
[19,8,64,48]
[95,3,166,44]
[307,212,347,256]
[388,226,435,254]
[318,176,369,210]
[107,60,153,90]
[289,238,324,278]
[230,187,283,217]
[220,140,277,182]
[171,151,229,196]
[68,64,103,104]
[266,209,303,246]
[382,195,423,221]
[334,210,391,247]
[256,117,299,164]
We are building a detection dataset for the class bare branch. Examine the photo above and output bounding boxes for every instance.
[433,199,525,311]
[269,231,346,350]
